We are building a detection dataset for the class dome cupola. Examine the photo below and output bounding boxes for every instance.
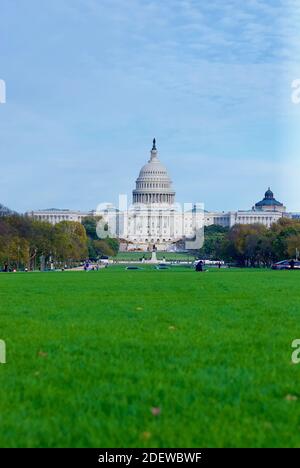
[264,187,274,199]
[254,187,285,212]
[133,139,175,205]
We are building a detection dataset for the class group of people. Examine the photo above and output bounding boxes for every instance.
[195,260,222,272]
[83,262,102,271]
[195,260,204,272]
[1,264,28,273]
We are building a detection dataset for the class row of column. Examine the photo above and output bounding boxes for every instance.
[133,193,174,204]
[137,183,168,189]
[237,216,274,225]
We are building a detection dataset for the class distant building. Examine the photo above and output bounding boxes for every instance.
[93,140,203,251]
[119,139,203,250]
[26,208,93,225]
[25,142,296,250]
[253,188,286,213]
[0,203,16,217]
[204,188,286,229]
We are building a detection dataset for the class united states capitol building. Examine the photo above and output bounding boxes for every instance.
[26,139,292,251]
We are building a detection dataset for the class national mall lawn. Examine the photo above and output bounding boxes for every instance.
[1,266,300,448]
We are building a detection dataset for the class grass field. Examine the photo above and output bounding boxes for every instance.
[1,266,300,448]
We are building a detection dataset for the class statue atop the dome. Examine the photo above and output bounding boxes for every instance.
[152,138,156,151]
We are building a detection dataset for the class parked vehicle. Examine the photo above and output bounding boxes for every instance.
[271,260,300,270]
[99,255,109,265]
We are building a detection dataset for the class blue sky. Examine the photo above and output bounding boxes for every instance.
[0,0,300,212]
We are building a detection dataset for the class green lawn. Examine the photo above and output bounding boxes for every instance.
[0,267,300,448]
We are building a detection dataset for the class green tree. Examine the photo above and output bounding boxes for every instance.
[82,215,119,258]
[82,216,101,240]
[92,239,115,257]
[286,234,300,259]
[198,225,229,259]
[270,218,300,260]
[53,221,88,263]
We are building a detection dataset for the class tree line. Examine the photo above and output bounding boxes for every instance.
[198,218,300,266]
[0,209,119,271]
[1,202,299,270]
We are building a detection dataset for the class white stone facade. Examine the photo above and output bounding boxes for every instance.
[122,205,204,250]
[204,188,286,229]
[205,210,283,229]
[26,208,92,225]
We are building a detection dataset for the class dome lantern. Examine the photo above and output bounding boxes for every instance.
[265,187,274,199]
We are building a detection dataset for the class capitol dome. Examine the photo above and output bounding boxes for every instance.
[133,139,175,205]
